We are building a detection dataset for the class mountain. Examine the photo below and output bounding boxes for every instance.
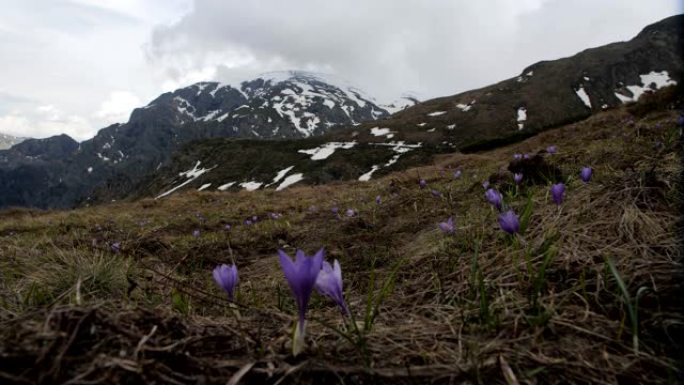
[329,14,683,151]
[0,72,413,209]
[130,71,407,139]
[0,132,26,150]
[140,15,682,200]
[0,15,681,209]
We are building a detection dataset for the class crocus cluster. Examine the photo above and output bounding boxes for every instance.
[278,248,348,355]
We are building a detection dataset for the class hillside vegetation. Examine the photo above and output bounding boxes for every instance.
[0,92,682,384]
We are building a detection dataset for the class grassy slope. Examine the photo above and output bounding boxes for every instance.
[0,101,682,384]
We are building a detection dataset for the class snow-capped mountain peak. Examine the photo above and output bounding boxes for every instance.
[130,71,417,138]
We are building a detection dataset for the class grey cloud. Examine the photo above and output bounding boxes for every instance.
[148,0,681,101]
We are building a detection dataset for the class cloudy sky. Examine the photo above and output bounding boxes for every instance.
[0,0,680,140]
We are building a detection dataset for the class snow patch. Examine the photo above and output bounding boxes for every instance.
[456,102,473,112]
[271,166,295,184]
[427,111,447,117]
[156,161,214,199]
[359,141,423,181]
[358,166,380,181]
[276,173,304,191]
[217,182,235,191]
[615,70,677,103]
[198,183,212,191]
[240,181,262,191]
[298,141,357,160]
[370,127,393,138]
[575,86,592,109]
[517,107,527,131]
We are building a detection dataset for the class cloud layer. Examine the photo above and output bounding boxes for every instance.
[0,0,680,140]
[148,0,681,101]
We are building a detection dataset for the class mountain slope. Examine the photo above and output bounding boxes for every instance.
[1,100,681,384]
[140,15,683,200]
[0,72,411,209]
[332,14,683,149]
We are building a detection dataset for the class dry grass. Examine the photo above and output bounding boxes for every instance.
[0,106,682,384]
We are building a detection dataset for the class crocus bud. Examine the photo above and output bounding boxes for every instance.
[498,210,520,234]
[438,217,455,234]
[513,173,523,185]
[212,264,238,301]
[580,167,592,183]
[485,188,503,211]
[550,183,565,205]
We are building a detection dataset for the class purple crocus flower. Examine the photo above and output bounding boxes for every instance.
[431,189,442,198]
[111,242,121,254]
[453,170,462,179]
[224,224,232,231]
[523,153,531,159]
[498,210,520,234]
[375,195,381,205]
[314,259,349,315]
[580,167,592,183]
[212,264,238,301]
[252,215,258,222]
[419,179,427,189]
[269,212,282,220]
[550,183,566,205]
[192,229,201,238]
[331,206,339,215]
[438,217,455,234]
[482,180,490,189]
[485,188,503,211]
[677,115,683,126]
[513,173,523,185]
[244,219,253,226]
[278,248,324,355]
[513,153,523,160]
[546,145,557,154]
[345,208,356,217]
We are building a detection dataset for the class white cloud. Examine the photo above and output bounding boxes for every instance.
[94,91,142,123]
[0,107,92,140]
